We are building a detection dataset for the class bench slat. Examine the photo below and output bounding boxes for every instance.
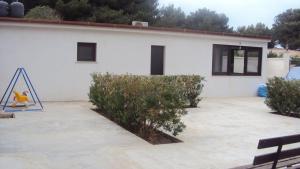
[253,147,300,165]
[231,156,300,169]
[258,134,300,149]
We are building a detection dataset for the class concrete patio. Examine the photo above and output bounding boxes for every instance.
[0,97,299,169]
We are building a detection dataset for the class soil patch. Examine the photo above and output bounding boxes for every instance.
[270,111,300,118]
[93,109,182,145]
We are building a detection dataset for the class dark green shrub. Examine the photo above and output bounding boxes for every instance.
[265,77,300,115]
[179,75,205,107]
[158,75,205,107]
[291,57,300,66]
[89,74,204,137]
[267,51,283,58]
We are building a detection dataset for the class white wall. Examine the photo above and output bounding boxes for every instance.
[267,57,290,78]
[0,22,269,101]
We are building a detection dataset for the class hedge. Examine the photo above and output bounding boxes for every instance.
[162,75,205,107]
[291,57,300,66]
[265,77,300,116]
[89,74,204,138]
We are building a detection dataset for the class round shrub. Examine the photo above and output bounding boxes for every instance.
[265,77,300,115]
[25,6,61,20]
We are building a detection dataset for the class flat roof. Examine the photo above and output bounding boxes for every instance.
[0,17,272,40]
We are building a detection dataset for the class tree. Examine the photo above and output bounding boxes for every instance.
[91,6,130,24]
[273,9,300,50]
[237,23,272,36]
[155,4,185,28]
[186,8,232,32]
[25,6,61,20]
[54,0,159,24]
[131,0,159,24]
[55,0,92,20]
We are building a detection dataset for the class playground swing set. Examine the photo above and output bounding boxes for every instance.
[0,68,43,112]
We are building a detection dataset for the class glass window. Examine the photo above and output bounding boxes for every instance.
[247,50,260,73]
[77,42,96,61]
[233,49,245,74]
[212,45,228,74]
[212,44,262,76]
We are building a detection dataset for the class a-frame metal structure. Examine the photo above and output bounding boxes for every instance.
[0,68,43,112]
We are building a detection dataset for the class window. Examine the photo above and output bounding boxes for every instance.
[151,45,164,75]
[212,44,262,76]
[212,45,229,74]
[233,49,245,74]
[247,50,260,73]
[77,42,96,61]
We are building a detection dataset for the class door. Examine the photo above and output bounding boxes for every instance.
[151,45,164,75]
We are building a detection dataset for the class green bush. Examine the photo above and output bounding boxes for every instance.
[291,56,300,66]
[25,6,61,20]
[179,75,205,107]
[89,74,204,137]
[265,77,300,116]
[267,51,283,58]
[55,0,92,20]
[89,6,130,24]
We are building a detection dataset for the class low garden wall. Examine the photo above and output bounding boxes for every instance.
[267,57,290,78]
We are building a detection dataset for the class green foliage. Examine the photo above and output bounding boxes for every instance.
[273,9,300,50]
[89,0,159,23]
[21,0,232,32]
[291,56,300,66]
[20,0,48,12]
[130,0,159,24]
[156,6,232,32]
[265,77,300,116]
[89,74,204,137]
[236,23,272,36]
[185,8,232,32]
[25,6,60,20]
[176,75,205,107]
[55,0,92,20]
[90,6,130,24]
[39,0,158,24]
[267,51,283,58]
[155,4,186,28]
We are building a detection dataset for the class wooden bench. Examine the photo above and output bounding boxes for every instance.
[232,134,300,169]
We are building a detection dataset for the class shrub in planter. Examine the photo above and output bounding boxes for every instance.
[89,74,203,138]
[179,75,205,107]
[138,76,187,137]
[159,75,205,107]
[265,77,300,116]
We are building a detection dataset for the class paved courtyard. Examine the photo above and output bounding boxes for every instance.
[0,97,299,169]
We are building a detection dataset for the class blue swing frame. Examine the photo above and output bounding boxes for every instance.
[0,68,43,112]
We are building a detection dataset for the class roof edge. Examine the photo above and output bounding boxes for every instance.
[0,17,272,40]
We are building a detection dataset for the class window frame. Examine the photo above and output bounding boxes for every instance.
[212,44,262,76]
[77,42,97,62]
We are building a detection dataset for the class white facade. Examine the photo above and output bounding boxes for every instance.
[0,21,269,101]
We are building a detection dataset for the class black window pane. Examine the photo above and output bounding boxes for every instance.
[77,43,96,61]
[151,46,164,75]
[213,45,228,73]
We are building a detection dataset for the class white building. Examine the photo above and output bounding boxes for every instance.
[0,18,271,101]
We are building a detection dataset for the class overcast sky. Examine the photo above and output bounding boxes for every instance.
[159,0,299,29]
